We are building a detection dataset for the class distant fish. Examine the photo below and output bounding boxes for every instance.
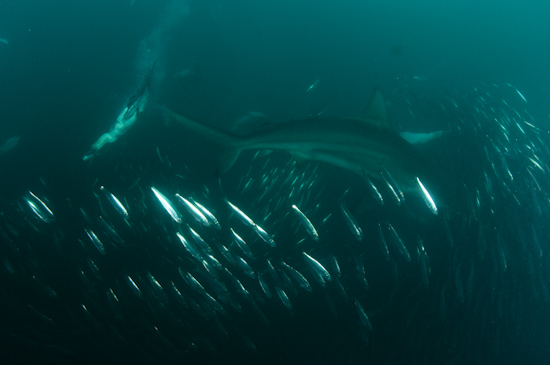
[306,79,320,92]
[505,83,527,103]
[173,62,201,87]
[516,89,527,103]
[0,38,8,46]
[0,136,20,153]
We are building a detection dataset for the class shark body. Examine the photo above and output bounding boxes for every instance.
[169,89,427,192]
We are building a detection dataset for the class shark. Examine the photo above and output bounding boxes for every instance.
[168,89,430,194]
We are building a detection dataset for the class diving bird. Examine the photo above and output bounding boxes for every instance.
[168,89,429,194]
[83,63,156,161]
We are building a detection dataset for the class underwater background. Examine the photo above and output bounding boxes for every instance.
[0,0,549,363]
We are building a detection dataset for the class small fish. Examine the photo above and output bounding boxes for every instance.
[266,259,280,283]
[224,268,250,298]
[188,226,213,255]
[192,199,221,229]
[127,276,143,299]
[151,187,181,223]
[85,228,106,255]
[98,216,124,245]
[381,167,404,203]
[417,239,431,289]
[363,174,384,205]
[275,286,293,311]
[302,252,332,285]
[234,255,255,278]
[326,254,341,278]
[377,223,390,261]
[339,201,362,241]
[354,298,373,332]
[254,223,276,248]
[281,261,312,292]
[231,228,254,259]
[169,281,189,308]
[176,194,210,227]
[100,186,129,220]
[181,270,206,293]
[156,146,165,164]
[257,272,272,299]
[291,204,319,241]
[385,223,411,262]
[226,200,255,229]
[416,177,438,215]
[516,89,527,103]
[26,191,55,223]
[176,232,204,262]
[147,272,167,301]
[218,244,236,265]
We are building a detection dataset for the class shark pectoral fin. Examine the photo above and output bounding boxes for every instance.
[217,149,241,175]
[356,89,392,131]
[290,151,310,168]
[400,131,445,145]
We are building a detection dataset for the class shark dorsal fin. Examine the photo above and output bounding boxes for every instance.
[356,89,391,131]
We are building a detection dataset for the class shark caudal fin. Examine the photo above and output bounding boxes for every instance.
[168,110,243,174]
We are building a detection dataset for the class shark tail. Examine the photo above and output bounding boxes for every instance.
[169,110,243,174]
